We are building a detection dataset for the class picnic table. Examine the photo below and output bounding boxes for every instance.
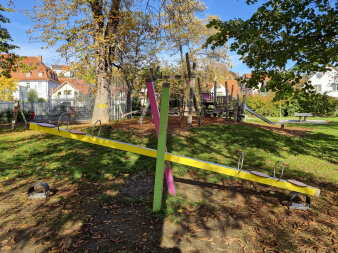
[295,113,313,122]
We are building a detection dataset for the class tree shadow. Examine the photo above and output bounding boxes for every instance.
[158,120,337,251]
[0,119,336,252]
[0,127,179,252]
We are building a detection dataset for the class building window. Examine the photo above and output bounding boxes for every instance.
[26,73,31,77]
[314,85,322,92]
[64,90,72,95]
[57,92,61,96]
[39,72,43,77]
[26,82,30,88]
[333,84,337,91]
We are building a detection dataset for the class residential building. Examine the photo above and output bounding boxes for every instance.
[51,78,94,106]
[51,65,73,77]
[240,73,268,96]
[208,80,241,96]
[11,55,60,101]
[308,68,338,98]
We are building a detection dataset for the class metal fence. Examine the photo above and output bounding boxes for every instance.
[1,77,129,122]
[109,76,128,121]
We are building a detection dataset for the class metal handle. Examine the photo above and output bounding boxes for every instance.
[273,161,285,181]
[58,112,70,132]
[237,151,244,172]
[91,120,102,137]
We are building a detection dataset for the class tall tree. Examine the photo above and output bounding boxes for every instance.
[30,0,161,123]
[26,89,39,102]
[0,3,19,78]
[206,0,337,99]
[162,0,206,64]
[0,75,17,101]
[161,1,208,122]
[115,11,159,118]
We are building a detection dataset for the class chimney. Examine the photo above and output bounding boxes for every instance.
[37,55,42,62]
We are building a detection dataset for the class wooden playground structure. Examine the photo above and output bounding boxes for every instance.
[147,53,284,128]
[199,81,245,121]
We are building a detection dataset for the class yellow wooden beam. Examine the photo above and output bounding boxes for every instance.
[29,123,320,197]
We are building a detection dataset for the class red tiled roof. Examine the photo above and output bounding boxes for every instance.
[10,56,59,82]
[51,65,70,71]
[241,73,252,79]
[53,78,94,95]
[241,73,270,81]
[201,80,240,95]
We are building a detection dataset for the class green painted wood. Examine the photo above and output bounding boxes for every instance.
[153,83,170,211]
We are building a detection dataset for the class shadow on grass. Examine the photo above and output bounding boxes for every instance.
[162,174,337,251]
[0,120,337,252]
[160,122,337,251]
[174,123,338,181]
[0,126,181,252]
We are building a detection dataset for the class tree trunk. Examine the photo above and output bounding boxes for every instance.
[179,43,187,116]
[187,78,195,126]
[11,101,19,130]
[92,66,111,124]
[185,53,193,126]
[126,89,132,119]
[90,0,121,124]
[139,99,150,124]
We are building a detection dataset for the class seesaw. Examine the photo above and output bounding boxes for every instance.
[29,123,320,200]
[29,83,320,211]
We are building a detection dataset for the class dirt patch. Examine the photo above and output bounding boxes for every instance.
[160,177,337,252]
[11,116,311,138]
[1,118,335,252]
[0,173,336,252]
[105,117,311,137]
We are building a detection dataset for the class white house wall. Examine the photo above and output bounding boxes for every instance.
[13,80,59,101]
[54,69,72,77]
[309,69,338,98]
[52,83,76,99]
[210,84,227,96]
[12,85,27,101]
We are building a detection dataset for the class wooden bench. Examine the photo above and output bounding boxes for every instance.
[295,113,313,122]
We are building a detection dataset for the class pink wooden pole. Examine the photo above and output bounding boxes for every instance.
[146,81,176,196]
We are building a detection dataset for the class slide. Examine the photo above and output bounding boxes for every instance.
[245,104,284,126]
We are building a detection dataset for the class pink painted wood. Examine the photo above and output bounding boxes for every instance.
[37,123,56,128]
[146,82,176,196]
[250,171,270,178]
[287,179,307,187]
[68,129,87,135]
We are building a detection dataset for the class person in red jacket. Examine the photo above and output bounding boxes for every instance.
[31,111,35,121]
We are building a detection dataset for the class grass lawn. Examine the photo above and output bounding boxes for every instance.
[0,116,337,252]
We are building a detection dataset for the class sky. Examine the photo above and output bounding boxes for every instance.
[3,0,262,75]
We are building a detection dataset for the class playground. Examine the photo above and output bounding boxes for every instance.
[0,115,337,252]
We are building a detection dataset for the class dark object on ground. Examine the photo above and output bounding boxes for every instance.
[28,182,51,199]
[288,191,311,210]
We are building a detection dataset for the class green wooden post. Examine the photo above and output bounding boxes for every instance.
[153,83,170,211]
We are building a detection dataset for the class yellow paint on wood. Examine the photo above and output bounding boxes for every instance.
[98,104,107,109]
[29,123,320,197]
